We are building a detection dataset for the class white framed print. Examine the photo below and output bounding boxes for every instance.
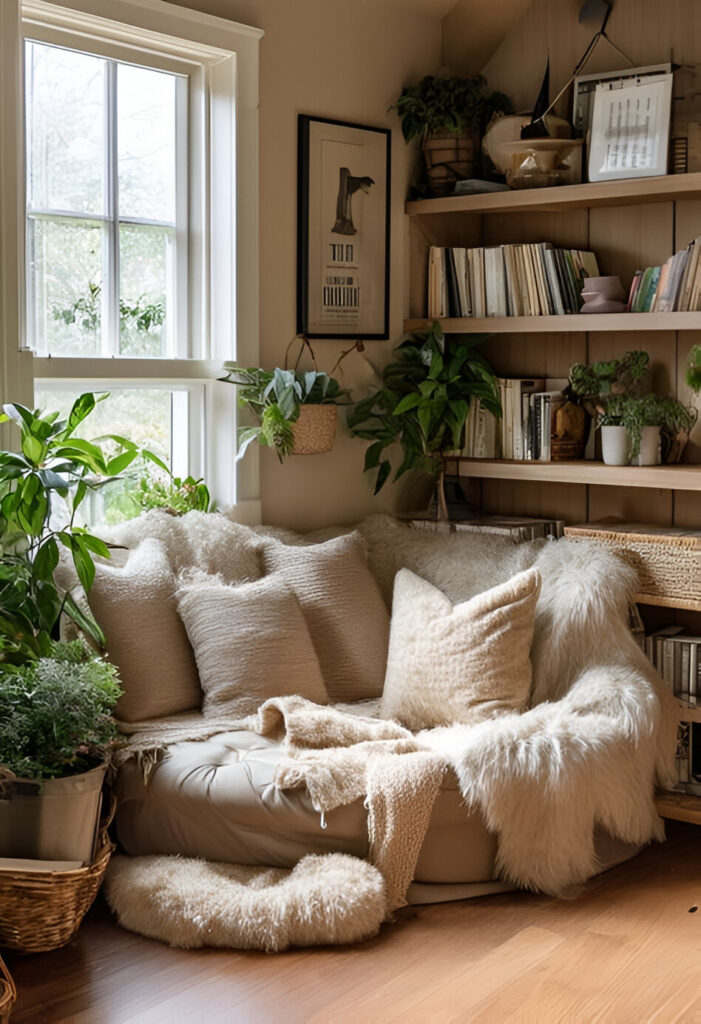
[297,116,391,340]
[588,73,673,181]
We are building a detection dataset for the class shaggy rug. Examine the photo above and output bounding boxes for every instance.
[105,852,386,951]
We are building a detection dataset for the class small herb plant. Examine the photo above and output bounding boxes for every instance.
[599,393,697,459]
[392,75,512,141]
[0,393,161,665]
[221,365,350,461]
[0,640,122,779]
[347,322,501,494]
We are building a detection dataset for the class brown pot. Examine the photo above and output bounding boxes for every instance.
[422,130,476,195]
[291,405,337,455]
[550,400,591,461]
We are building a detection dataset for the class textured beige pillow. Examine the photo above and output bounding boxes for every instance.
[84,538,203,722]
[261,533,390,702]
[176,573,329,717]
[382,567,541,730]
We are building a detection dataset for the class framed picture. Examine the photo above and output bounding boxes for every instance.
[297,115,391,340]
[588,73,673,182]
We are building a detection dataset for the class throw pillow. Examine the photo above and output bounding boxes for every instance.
[176,573,328,717]
[261,533,390,702]
[84,538,204,722]
[382,567,542,730]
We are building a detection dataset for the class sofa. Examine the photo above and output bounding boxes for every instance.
[65,511,677,907]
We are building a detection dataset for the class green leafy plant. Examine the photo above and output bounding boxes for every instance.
[686,344,701,392]
[392,75,512,141]
[220,365,351,461]
[0,640,122,779]
[133,470,212,516]
[347,322,501,495]
[569,350,650,402]
[598,393,697,459]
[0,393,160,665]
[52,282,165,336]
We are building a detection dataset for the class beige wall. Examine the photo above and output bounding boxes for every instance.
[170,0,442,530]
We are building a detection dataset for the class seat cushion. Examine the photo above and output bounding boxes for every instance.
[114,729,499,885]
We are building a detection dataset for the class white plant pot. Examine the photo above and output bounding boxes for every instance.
[601,425,629,466]
[631,425,661,467]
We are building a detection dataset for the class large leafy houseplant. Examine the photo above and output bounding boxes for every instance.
[347,323,501,514]
[221,365,351,461]
[0,392,158,665]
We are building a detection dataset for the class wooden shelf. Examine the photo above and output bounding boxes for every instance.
[406,172,701,217]
[404,313,701,334]
[635,593,701,613]
[655,791,701,825]
[456,458,701,491]
[671,701,701,724]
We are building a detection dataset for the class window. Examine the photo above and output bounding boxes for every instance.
[0,0,263,519]
[26,41,187,359]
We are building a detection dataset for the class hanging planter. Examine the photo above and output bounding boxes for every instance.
[291,404,338,455]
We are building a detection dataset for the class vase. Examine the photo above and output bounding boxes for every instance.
[601,424,629,466]
[580,276,626,314]
[631,425,661,466]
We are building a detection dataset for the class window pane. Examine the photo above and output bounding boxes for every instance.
[25,41,106,215]
[29,216,104,357]
[34,388,179,524]
[119,224,173,356]
[118,64,177,222]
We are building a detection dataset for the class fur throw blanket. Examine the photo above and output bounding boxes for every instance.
[105,513,678,906]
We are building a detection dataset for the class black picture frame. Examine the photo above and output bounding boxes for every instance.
[297,115,391,340]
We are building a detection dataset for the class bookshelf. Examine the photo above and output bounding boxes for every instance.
[407,172,701,825]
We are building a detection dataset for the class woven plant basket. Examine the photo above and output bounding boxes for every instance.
[0,956,16,1024]
[291,405,337,455]
[564,523,701,609]
[0,801,115,954]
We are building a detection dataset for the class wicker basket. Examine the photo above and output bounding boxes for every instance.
[564,522,701,609]
[0,805,115,954]
[0,956,16,1024]
[291,405,337,455]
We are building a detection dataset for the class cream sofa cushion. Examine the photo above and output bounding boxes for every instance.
[84,538,203,722]
[176,573,328,717]
[382,567,541,730]
[261,533,390,702]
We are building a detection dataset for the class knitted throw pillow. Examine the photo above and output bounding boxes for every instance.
[176,573,328,717]
[382,567,541,730]
[261,532,390,702]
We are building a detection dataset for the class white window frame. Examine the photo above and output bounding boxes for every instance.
[0,0,263,522]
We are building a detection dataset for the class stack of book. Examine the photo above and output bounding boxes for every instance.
[410,515,564,541]
[463,377,568,461]
[645,626,700,704]
[427,244,600,318]
[627,235,701,311]
[645,625,701,794]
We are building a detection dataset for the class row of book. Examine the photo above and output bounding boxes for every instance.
[643,626,701,794]
[411,515,565,542]
[627,234,701,312]
[428,244,600,319]
[463,377,569,461]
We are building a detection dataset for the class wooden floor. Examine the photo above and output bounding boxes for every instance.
[6,821,700,1024]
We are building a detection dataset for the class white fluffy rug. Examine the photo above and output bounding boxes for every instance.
[104,852,386,951]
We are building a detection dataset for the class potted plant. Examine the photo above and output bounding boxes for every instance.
[564,350,650,461]
[597,393,697,466]
[0,393,150,860]
[347,322,501,518]
[392,74,512,195]
[221,365,351,461]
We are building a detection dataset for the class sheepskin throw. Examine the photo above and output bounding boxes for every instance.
[105,853,386,951]
[261,532,390,701]
[382,567,541,730]
[176,573,329,717]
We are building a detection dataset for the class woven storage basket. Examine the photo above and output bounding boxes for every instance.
[291,405,337,455]
[0,956,16,1024]
[564,523,701,609]
[0,803,115,954]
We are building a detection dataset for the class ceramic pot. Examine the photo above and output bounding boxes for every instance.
[422,130,476,196]
[601,424,629,466]
[580,276,626,314]
[631,425,661,466]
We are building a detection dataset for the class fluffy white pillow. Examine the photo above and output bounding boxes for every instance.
[261,532,390,703]
[382,567,541,730]
[176,573,329,717]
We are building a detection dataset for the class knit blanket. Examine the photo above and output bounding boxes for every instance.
[107,513,679,910]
